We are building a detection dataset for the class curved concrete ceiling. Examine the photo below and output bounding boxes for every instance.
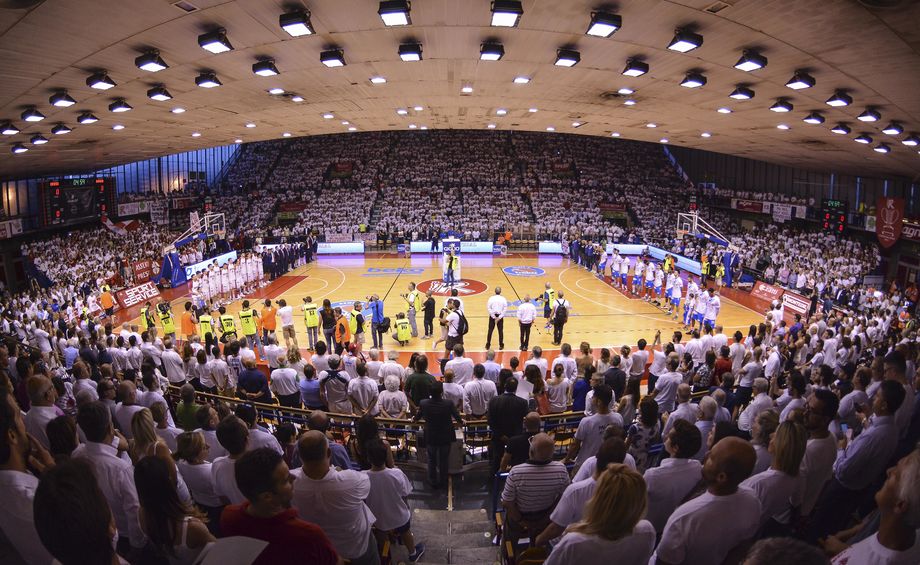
[0,0,919,180]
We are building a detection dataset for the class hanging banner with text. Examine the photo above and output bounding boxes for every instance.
[876,197,904,249]
[782,289,811,316]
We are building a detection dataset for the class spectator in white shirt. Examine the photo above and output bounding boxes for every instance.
[362,438,425,560]
[485,286,508,350]
[377,374,409,418]
[23,375,60,450]
[739,420,807,529]
[150,401,182,453]
[463,364,498,417]
[211,415,249,505]
[160,338,186,385]
[644,419,704,533]
[738,378,773,435]
[444,344,475,386]
[648,354,682,414]
[524,346,549,377]
[348,363,380,416]
[516,294,537,351]
[234,404,283,455]
[661,384,697,438]
[551,343,578,381]
[270,356,301,409]
[482,349,502,384]
[564,385,623,467]
[114,380,146,439]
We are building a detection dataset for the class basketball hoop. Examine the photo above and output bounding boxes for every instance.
[676,229,689,238]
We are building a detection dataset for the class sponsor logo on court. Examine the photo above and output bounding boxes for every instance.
[362,267,426,277]
[416,279,487,297]
[502,266,546,277]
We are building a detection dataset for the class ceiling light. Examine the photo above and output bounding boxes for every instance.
[491,0,523,27]
[379,0,411,26]
[108,99,132,113]
[1,122,19,135]
[30,134,48,145]
[21,107,44,122]
[341,120,350,125]
[729,86,754,100]
[874,143,890,153]
[370,76,387,84]
[610,132,620,137]
[191,132,201,137]
[857,108,880,122]
[320,49,346,67]
[135,50,168,72]
[112,124,124,130]
[496,108,507,115]
[487,123,496,129]
[513,76,531,84]
[622,59,648,77]
[171,107,186,114]
[785,71,815,90]
[480,42,505,61]
[830,123,851,134]
[322,113,334,119]
[86,72,116,90]
[11,143,27,154]
[586,11,621,37]
[198,29,233,54]
[701,132,711,137]
[901,135,919,147]
[461,85,474,94]
[571,121,582,127]
[717,107,732,114]
[49,91,76,107]
[147,86,172,101]
[680,72,707,88]
[413,106,423,111]
[279,10,314,37]
[776,124,790,130]
[245,123,256,128]
[77,113,98,124]
[348,126,357,131]
[528,108,538,112]
[770,99,793,112]
[734,50,767,72]
[268,88,285,95]
[623,99,637,106]
[420,126,428,130]
[826,91,852,107]
[882,123,903,135]
[396,108,408,115]
[234,138,243,143]
[646,123,657,128]
[667,29,703,53]
[291,95,304,102]
[546,126,555,131]
[660,138,669,143]
[854,134,872,144]
[195,72,222,88]
[252,60,280,76]
[617,87,634,95]
[51,123,71,135]
[408,124,417,129]
[803,112,825,124]
[554,49,580,67]
[398,43,423,62]
[282,132,291,137]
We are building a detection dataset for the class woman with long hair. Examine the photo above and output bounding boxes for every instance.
[626,397,661,473]
[134,455,215,564]
[575,342,594,378]
[617,378,641,426]
[320,298,336,347]
[545,363,571,413]
[524,363,549,414]
[595,348,612,375]
[750,410,780,475]
[740,420,808,531]
[348,413,393,470]
[173,431,224,535]
[130,407,173,464]
[545,465,655,564]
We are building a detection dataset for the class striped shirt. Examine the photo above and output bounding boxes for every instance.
[501,461,570,513]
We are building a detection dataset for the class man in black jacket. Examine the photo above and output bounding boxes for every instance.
[487,378,529,477]
[413,381,462,488]
[603,355,627,401]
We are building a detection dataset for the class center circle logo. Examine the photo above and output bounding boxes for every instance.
[416,279,488,297]
[502,266,546,277]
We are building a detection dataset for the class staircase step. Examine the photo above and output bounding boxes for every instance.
[445,509,490,522]
[418,531,493,549]
[450,521,494,535]
[450,547,501,564]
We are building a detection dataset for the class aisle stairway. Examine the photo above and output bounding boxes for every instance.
[391,508,498,565]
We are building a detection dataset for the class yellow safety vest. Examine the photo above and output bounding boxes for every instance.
[199,315,213,336]
[303,303,319,328]
[545,288,556,306]
[348,310,362,334]
[395,318,411,342]
[160,311,176,334]
[220,314,237,334]
[139,307,149,330]
[407,290,421,311]
[239,308,257,335]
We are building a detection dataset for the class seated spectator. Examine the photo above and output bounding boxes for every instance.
[362,438,424,561]
[644,419,703,533]
[501,411,542,471]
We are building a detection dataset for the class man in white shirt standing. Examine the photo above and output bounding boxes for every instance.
[277,298,298,350]
[444,344,475,386]
[516,294,537,352]
[704,288,721,329]
[644,419,703,533]
[738,378,773,436]
[348,363,380,416]
[524,346,549,377]
[463,364,498,418]
[23,375,60,450]
[551,343,578,381]
[160,338,186,385]
[486,286,508,350]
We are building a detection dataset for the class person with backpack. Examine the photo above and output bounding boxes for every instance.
[551,292,571,346]
[441,299,467,355]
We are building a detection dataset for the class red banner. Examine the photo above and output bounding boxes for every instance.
[115,281,161,309]
[751,281,784,303]
[877,197,904,248]
[735,199,765,213]
[133,259,155,282]
[278,202,308,212]
[782,289,810,317]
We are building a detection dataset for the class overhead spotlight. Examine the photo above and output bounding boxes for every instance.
[320,49,346,67]
[1,122,19,135]
[660,138,669,143]
[717,107,732,114]
[785,71,815,90]
[667,29,703,53]
[572,121,583,127]
[195,72,222,88]
[734,50,767,72]
[49,91,76,107]
[198,29,233,54]
[546,126,555,131]
[528,107,538,112]
[30,134,48,145]
[585,11,621,37]
[245,123,256,128]
[171,107,186,114]
[729,86,754,100]
[21,107,45,122]
[52,123,72,135]
[874,143,890,154]
[513,76,531,84]
[622,59,648,77]
[901,135,919,147]
[554,49,580,67]
[398,43,423,61]
[282,132,291,137]
[825,91,852,107]
[646,123,657,128]
[413,105,423,111]
[348,126,357,131]
[461,85,474,94]
[854,134,872,144]
[480,42,505,61]
[830,123,851,134]
[268,88,285,95]
[342,120,350,124]
[191,132,202,137]
[490,0,523,27]
[618,87,634,95]
[280,9,314,36]
[77,112,98,124]
[496,108,507,115]
[108,99,132,113]
[776,124,790,130]
[803,112,825,124]
[882,123,903,135]
[291,95,305,102]
[252,60,280,76]
[701,132,712,137]
[322,113,334,119]
[680,72,707,88]
[610,132,620,137]
[487,123,497,129]
[135,50,168,72]
[370,76,387,84]
[378,0,411,26]
[11,143,27,154]
[234,138,243,143]
[112,124,124,130]
[857,108,880,122]
[770,99,793,113]
[147,86,172,101]
[623,99,636,106]
[396,108,408,115]
[408,124,417,129]
[86,71,116,90]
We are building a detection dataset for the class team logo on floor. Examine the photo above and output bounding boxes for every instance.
[362,267,425,277]
[416,279,487,297]
[502,266,546,277]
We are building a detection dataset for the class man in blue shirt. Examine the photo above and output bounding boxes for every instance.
[238,357,272,404]
[366,294,385,349]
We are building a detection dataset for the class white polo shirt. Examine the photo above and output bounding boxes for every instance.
[445,356,475,386]
[549,477,597,529]
[740,468,802,526]
[210,455,246,505]
[643,458,703,532]
[347,375,380,415]
[545,522,656,565]
[574,412,624,466]
[516,301,537,324]
[487,294,508,319]
[0,470,54,564]
[363,467,412,531]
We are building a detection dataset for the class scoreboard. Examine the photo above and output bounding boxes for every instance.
[40,177,116,227]
[821,198,848,234]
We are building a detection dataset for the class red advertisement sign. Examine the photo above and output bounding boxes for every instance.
[782,289,810,316]
[133,259,155,282]
[735,199,765,213]
[170,196,200,210]
[751,281,784,303]
[876,197,904,248]
[115,281,161,309]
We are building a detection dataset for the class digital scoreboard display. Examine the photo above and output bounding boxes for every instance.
[40,177,116,227]
[821,199,848,234]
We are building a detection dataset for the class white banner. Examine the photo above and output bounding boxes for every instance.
[0,218,23,239]
[150,201,169,225]
[772,203,793,223]
[115,281,161,309]
[117,200,152,217]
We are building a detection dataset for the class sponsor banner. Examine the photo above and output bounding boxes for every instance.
[0,218,24,239]
[317,242,364,254]
[734,199,766,213]
[772,203,793,224]
[599,202,628,220]
[115,281,161,310]
[493,244,507,255]
[782,289,810,316]
[902,222,920,242]
[133,259,155,281]
[117,200,151,217]
[410,241,494,253]
[330,161,354,178]
[356,231,377,242]
[362,267,425,277]
[503,266,546,277]
[876,197,905,248]
[278,202,309,212]
[538,241,564,254]
[416,278,488,297]
[325,233,355,243]
[751,281,785,303]
[150,200,169,225]
[170,196,200,210]
[184,250,237,279]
